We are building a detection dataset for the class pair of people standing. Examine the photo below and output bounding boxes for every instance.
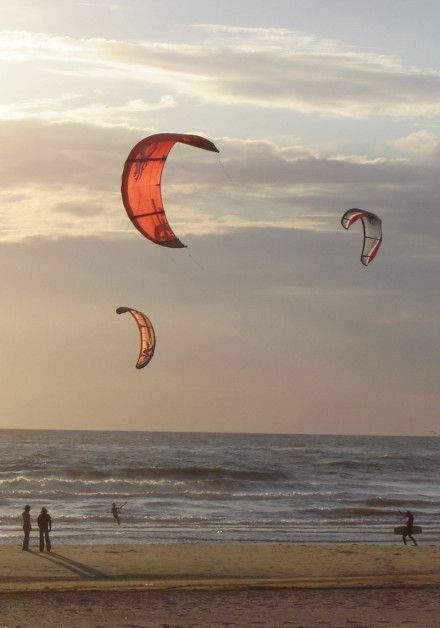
[22,505,52,552]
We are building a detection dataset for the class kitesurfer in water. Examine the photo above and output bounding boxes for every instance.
[111,502,125,525]
[22,504,31,551]
[402,510,417,546]
[37,507,52,552]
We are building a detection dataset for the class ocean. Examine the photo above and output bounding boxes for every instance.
[0,430,438,545]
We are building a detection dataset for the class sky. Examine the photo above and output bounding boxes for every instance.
[0,0,439,434]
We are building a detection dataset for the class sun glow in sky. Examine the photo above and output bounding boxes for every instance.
[0,0,439,434]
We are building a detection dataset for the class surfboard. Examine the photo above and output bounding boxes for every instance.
[394,526,422,535]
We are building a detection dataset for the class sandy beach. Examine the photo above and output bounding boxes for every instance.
[2,543,440,626]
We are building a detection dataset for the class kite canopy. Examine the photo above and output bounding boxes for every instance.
[341,208,383,266]
[121,133,219,248]
[116,306,156,369]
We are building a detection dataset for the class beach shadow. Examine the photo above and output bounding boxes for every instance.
[32,551,107,579]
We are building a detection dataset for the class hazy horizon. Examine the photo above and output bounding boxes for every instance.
[0,427,438,439]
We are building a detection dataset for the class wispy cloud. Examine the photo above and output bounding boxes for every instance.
[0,94,175,128]
[3,28,440,118]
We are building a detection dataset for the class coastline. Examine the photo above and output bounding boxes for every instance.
[1,542,440,592]
[2,543,440,626]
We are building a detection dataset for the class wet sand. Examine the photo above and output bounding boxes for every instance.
[1,543,440,626]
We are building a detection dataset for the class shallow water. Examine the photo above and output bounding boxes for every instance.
[0,430,438,544]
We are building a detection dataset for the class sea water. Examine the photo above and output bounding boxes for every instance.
[0,430,438,545]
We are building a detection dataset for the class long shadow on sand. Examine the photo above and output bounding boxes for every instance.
[32,551,107,579]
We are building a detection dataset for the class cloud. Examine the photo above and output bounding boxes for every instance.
[0,119,136,189]
[52,200,108,216]
[0,187,125,242]
[393,130,440,156]
[0,94,175,129]
[379,307,436,327]
[78,1,120,9]
[4,28,440,118]
[0,118,439,247]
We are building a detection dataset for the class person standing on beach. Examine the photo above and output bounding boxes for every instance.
[22,505,31,551]
[37,507,52,552]
[402,510,417,546]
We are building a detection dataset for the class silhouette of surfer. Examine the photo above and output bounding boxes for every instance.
[22,504,31,551]
[37,507,52,552]
[401,510,418,546]
[111,502,126,525]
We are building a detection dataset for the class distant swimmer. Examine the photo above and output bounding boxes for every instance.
[401,510,418,546]
[111,502,126,525]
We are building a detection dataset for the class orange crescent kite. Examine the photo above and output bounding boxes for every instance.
[116,307,156,369]
[121,133,219,248]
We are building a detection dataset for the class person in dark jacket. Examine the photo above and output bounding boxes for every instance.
[37,507,52,552]
[402,510,417,546]
[22,505,31,551]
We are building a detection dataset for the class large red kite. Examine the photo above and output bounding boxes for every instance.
[121,133,219,248]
